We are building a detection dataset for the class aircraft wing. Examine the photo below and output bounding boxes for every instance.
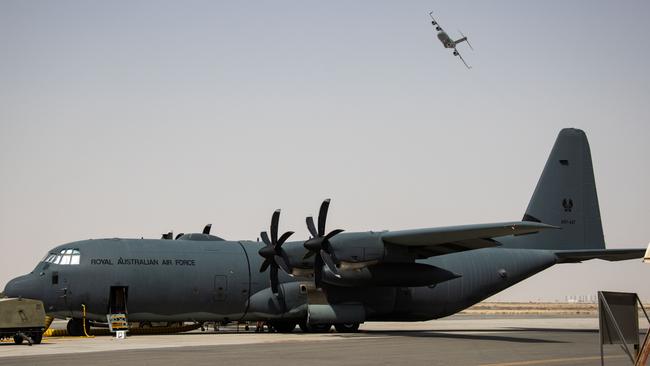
[555,249,647,263]
[455,48,471,69]
[381,221,558,256]
[645,243,650,263]
[428,11,445,33]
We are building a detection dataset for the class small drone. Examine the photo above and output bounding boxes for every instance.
[429,11,473,69]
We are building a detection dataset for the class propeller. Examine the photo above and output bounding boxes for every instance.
[161,232,173,240]
[258,209,294,294]
[303,199,344,286]
[203,224,212,235]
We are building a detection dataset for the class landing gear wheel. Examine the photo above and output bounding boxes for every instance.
[334,323,360,333]
[13,335,23,345]
[298,321,308,333]
[268,321,296,333]
[66,318,89,336]
[30,333,42,344]
[299,321,332,333]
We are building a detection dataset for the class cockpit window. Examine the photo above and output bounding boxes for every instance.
[44,249,81,265]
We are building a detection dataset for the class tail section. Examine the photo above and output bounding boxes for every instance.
[510,128,605,250]
[455,30,473,50]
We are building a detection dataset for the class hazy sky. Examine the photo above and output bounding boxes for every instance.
[1,1,648,301]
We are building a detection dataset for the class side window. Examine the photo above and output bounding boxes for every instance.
[51,271,59,285]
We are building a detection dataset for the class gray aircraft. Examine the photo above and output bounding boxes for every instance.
[429,11,473,69]
[3,128,645,334]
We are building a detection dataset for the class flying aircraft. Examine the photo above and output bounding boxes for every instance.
[3,128,645,335]
[429,11,473,69]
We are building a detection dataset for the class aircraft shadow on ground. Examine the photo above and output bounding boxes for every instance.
[506,327,598,334]
[351,329,568,343]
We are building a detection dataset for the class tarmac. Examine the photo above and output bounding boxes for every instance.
[1,315,647,366]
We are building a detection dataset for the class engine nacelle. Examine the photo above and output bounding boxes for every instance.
[327,232,385,263]
[246,282,308,320]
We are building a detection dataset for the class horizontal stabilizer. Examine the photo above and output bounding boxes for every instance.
[382,221,558,256]
[555,249,646,263]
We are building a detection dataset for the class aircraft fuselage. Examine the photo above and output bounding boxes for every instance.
[5,236,558,323]
[437,31,455,48]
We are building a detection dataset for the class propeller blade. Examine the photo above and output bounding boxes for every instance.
[260,259,271,273]
[321,250,340,277]
[260,231,271,246]
[274,255,290,273]
[314,254,323,288]
[270,265,279,294]
[270,209,280,244]
[280,249,294,271]
[175,233,184,240]
[317,199,331,236]
[303,251,316,260]
[324,229,344,241]
[276,231,294,246]
[162,232,173,240]
[306,216,318,238]
[203,224,212,235]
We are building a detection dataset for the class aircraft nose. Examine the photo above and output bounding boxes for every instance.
[3,274,39,299]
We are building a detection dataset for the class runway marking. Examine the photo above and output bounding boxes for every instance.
[479,355,626,366]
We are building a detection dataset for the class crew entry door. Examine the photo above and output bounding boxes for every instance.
[108,286,128,314]
[107,286,129,332]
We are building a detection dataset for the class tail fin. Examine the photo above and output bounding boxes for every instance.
[512,128,605,250]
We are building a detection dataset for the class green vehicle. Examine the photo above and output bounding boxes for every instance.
[0,297,45,345]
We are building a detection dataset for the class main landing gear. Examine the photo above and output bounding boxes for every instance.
[66,318,90,336]
[334,323,360,333]
[298,322,361,333]
[267,321,297,333]
[265,321,361,333]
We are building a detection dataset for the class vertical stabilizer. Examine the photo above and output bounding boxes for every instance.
[510,128,605,250]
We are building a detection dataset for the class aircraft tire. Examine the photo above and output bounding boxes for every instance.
[30,332,42,344]
[268,321,296,333]
[13,334,23,345]
[299,322,331,333]
[66,318,89,336]
[334,323,360,333]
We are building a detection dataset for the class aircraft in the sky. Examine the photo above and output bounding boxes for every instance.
[3,128,646,335]
[429,11,473,69]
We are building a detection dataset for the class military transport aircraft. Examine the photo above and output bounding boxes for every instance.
[429,11,473,69]
[3,128,646,335]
